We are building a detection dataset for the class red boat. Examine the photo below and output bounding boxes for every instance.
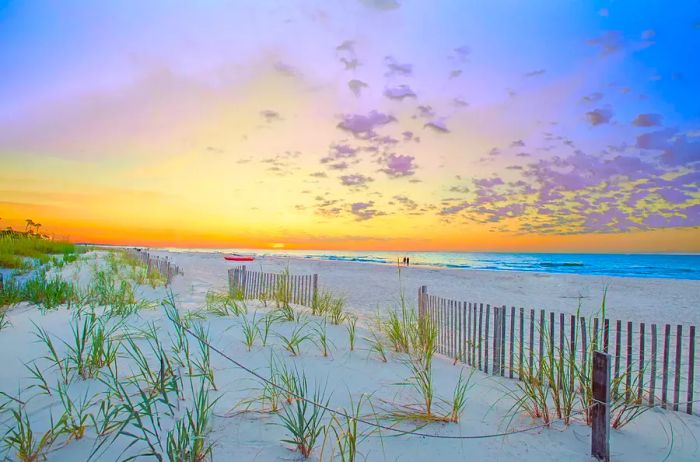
[224,255,255,262]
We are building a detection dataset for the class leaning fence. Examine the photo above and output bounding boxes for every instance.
[227,266,318,308]
[125,249,183,284]
[417,286,699,416]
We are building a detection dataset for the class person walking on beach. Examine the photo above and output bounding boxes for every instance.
[406,256,410,266]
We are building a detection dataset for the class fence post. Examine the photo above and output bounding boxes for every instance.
[592,351,611,462]
[241,266,247,298]
[312,274,318,308]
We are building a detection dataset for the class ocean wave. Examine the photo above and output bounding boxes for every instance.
[539,262,585,268]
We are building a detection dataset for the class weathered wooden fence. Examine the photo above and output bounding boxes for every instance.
[228,266,318,308]
[417,286,699,416]
[125,249,183,284]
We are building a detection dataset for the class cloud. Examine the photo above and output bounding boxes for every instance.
[416,105,435,118]
[260,110,281,122]
[337,110,395,138]
[424,120,449,133]
[380,153,416,177]
[273,61,298,77]
[360,0,401,11]
[632,113,663,127]
[586,31,623,55]
[327,161,349,170]
[340,174,373,188]
[641,29,656,40]
[586,108,613,126]
[309,171,328,178]
[340,58,361,70]
[453,45,471,62]
[350,201,385,220]
[449,69,462,79]
[392,195,417,210]
[321,143,357,164]
[336,40,355,53]
[453,97,469,107]
[524,69,546,77]
[635,128,700,166]
[582,92,604,103]
[348,79,369,97]
[384,56,413,76]
[384,84,416,100]
[439,201,470,215]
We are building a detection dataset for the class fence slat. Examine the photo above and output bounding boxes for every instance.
[478,304,483,371]
[673,325,683,412]
[614,320,622,385]
[484,304,491,374]
[638,323,645,402]
[519,307,524,380]
[626,321,633,400]
[509,306,515,378]
[688,326,696,415]
[650,324,658,406]
[662,324,671,409]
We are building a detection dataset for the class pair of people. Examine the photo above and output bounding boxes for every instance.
[400,256,410,266]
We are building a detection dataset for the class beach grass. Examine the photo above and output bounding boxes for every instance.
[0,234,78,270]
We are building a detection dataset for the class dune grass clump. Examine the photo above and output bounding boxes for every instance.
[166,379,217,462]
[1,406,63,462]
[365,330,388,363]
[1,271,78,310]
[240,313,260,351]
[278,368,331,459]
[277,323,312,356]
[64,313,120,380]
[325,393,375,462]
[56,382,94,441]
[312,290,347,324]
[205,290,246,317]
[191,323,217,391]
[313,320,334,357]
[346,316,357,352]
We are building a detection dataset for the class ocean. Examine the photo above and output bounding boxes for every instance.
[166,249,700,281]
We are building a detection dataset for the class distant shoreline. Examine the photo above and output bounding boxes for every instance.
[137,247,700,281]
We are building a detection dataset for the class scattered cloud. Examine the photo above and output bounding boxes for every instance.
[586,31,623,55]
[350,201,385,220]
[348,79,369,97]
[424,120,449,133]
[384,84,417,100]
[586,108,613,126]
[632,113,663,127]
[337,110,395,138]
[260,110,282,122]
[380,153,416,177]
[340,173,373,188]
[384,56,413,76]
[524,69,546,77]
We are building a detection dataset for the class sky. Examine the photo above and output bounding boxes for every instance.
[0,0,699,252]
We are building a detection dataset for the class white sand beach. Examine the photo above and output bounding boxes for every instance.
[1,250,699,461]
[156,250,700,325]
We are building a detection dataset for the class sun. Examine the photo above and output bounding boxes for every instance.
[270,242,285,249]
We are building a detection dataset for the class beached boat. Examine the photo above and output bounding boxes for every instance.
[224,255,255,262]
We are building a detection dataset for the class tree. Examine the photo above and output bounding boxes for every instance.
[25,218,35,233]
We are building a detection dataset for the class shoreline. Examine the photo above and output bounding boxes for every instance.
[145,247,700,281]
[150,249,700,326]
